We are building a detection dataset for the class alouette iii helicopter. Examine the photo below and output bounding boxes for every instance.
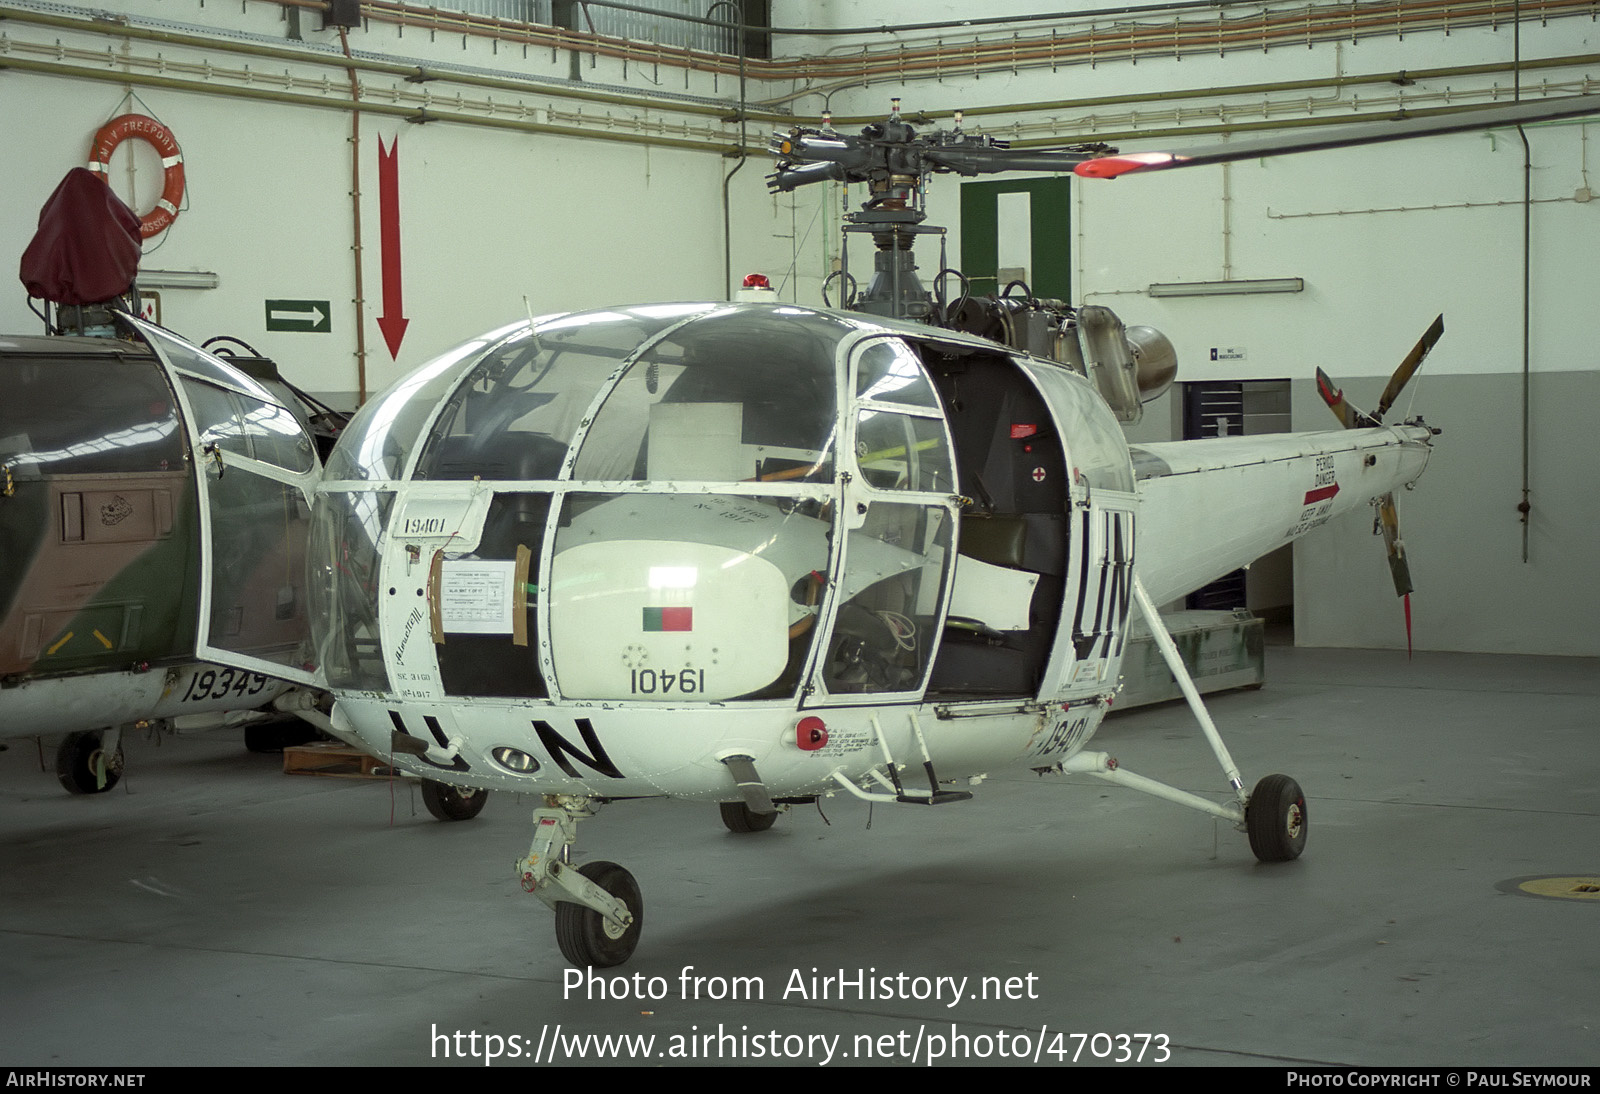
[207,92,1600,967]
[1,167,340,793]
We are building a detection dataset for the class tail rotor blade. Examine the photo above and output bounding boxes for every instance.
[1376,493,1415,657]
[1376,493,1413,598]
[1315,367,1375,429]
[1375,314,1444,422]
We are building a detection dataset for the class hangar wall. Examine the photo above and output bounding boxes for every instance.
[0,0,749,402]
[2,0,1595,655]
[759,2,1599,656]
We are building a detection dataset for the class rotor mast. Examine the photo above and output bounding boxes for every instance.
[769,101,1099,322]
[842,100,940,320]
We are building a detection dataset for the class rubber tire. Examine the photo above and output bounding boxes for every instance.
[419,779,488,822]
[1246,773,1307,862]
[55,731,124,795]
[719,801,778,833]
[554,861,643,968]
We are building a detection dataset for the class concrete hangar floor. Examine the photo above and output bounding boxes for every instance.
[0,643,1595,1069]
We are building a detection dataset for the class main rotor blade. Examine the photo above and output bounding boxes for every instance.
[1075,94,1600,178]
[923,147,1094,176]
[1376,314,1444,422]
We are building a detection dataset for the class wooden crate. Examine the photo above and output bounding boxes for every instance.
[282,742,391,779]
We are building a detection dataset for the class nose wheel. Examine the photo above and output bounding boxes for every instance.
[1246,773,1307,862]
[554,860,644,968]
[518,798,644,967]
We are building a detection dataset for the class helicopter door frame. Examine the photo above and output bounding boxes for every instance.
[1010,357,1139,701]
[126,317,324,690]
[801,335,960,709]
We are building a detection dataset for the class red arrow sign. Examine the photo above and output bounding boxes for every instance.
[1303,483,1340,505]
[376,136,409,359]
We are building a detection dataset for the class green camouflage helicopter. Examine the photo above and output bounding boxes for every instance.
[1,168,333,794]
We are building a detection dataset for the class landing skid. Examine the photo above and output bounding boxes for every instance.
[1060,575,1307,862]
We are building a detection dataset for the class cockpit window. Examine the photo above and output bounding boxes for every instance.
[414,310,702,482]
[0,355,183,476]
[854,339,940,408]
[1017,359,1136,494]
[854,410,953,493]
[549,492,831,701]
[572,308,846,482]
[182,378,315,475]
[324,322,529,482]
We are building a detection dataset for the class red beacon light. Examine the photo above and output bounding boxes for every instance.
[736,272,778,302]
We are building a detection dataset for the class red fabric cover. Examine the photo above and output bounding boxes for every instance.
[18,168,142,306]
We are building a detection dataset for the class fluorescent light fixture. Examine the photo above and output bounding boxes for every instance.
[1147,277,1304,298]
[136,269,220,290]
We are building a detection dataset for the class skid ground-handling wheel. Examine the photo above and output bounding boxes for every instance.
[555,861,643,968]
[419,779,488,822]
[719,801,777,833]
[1246,773,1307,862]
[56,731,124,795]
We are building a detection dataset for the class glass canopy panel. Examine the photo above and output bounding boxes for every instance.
[129,318,283,405]
[414,308,718,482]
[822,501,952,695]
[322,320,535,483]
[202,463,316,675]
[549,492,831,701]
[572,308,847,482]
[854,338,940,408]
[1016,359,1136,494]
[854,409,953,493]
[182,378,316,475]
[0,356,184,476]
[308,489,393,692]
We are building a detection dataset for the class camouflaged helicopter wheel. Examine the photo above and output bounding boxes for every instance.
[1246,773,1307,862]
[555,861,643,968]
[55,731,124,795]
[719,801,778,833]
[419,779,488,822]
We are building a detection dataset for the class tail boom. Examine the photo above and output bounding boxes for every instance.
[1131,425,1433,605]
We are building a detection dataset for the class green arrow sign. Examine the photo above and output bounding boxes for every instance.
[265,299,332,333]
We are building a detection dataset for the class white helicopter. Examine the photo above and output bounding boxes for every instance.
[184,93,1595,967]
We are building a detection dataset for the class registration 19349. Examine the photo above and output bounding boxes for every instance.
[178,666,272,703]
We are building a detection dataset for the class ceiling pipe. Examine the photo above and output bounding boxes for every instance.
[0,55,745,154]
[0,3,759,120]
[7,2,1597,128]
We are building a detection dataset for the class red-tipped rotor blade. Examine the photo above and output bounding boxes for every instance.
[1072,96,1600,178]
[1315,367,1375,429]
[1073,152,1189,178]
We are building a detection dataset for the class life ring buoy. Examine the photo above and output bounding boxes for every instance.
[87,114,185,239]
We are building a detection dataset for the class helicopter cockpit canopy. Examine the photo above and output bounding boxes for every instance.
[0,318,321,687]
[312,303,1136,711]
